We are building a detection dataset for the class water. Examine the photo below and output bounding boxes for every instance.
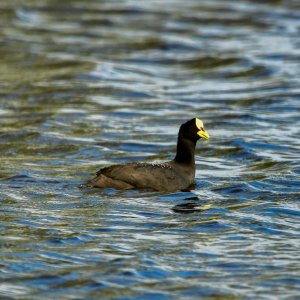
[1,0,300,299]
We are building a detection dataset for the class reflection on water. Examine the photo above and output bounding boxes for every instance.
[1,0,300,298]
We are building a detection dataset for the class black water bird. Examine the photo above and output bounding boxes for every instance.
[84,118,209,192]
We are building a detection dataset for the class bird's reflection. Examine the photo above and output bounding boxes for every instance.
[171,195,211,214]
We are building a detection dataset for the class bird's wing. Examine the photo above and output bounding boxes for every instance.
[96,162,182,190]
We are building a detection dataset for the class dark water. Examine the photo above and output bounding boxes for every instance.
[1,0,300,299]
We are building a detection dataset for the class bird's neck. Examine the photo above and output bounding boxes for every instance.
[174,137,196,165]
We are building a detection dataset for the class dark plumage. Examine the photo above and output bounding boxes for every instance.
[84,118,209,192]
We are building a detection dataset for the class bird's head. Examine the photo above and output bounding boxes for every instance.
[179,118,209,143]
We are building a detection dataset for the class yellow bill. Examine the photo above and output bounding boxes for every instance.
[196,118,209,140]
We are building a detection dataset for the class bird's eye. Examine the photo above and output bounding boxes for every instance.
[200,127,204,131]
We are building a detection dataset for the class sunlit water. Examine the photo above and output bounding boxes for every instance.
[1,0,300,299]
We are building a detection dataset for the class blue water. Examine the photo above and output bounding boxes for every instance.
[0,0,300,299]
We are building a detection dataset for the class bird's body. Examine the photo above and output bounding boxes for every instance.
[84,118,209,192]
[85,161,195,192]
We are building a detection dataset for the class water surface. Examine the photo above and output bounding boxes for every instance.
[1,0,300,299]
